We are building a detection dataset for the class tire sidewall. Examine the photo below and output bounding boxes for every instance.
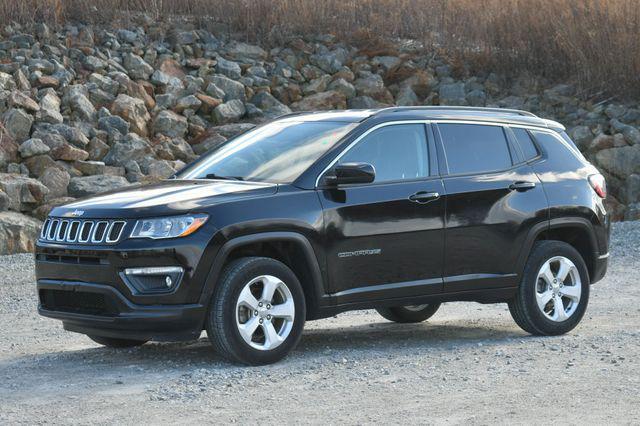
[213,258,306,365]
[522,242,590,334]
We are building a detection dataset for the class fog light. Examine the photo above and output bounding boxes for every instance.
[121,266,184,294]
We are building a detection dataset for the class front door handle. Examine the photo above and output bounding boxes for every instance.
[509,181,536,191]
[409,191,440,204]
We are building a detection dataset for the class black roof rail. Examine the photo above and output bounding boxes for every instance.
[374,106,539,118]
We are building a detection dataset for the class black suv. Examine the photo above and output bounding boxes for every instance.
[36,107,610,365]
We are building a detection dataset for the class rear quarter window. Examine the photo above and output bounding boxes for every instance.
[511,128,539,160]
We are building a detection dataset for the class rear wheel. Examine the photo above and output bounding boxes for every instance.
[508,241,590,336]
[376,303,441,323]
[206,257,306,365]
[88,335,148,348]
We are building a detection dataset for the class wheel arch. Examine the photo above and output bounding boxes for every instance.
[199,232,326,320]
[517,218,599,283]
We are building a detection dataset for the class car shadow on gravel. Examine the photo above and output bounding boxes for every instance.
[297,320,522,352]
[1,320,522,374]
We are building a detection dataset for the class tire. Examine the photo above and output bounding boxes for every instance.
[206,257,306,365]
[88,335,148,348]
[508,240,590,336]
[376,303,441,323]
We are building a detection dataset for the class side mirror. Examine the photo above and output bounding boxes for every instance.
[324,162,375,186]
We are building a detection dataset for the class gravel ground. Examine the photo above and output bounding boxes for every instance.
[1,222,639,425]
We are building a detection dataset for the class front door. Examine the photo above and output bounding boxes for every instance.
[318,123,445,304]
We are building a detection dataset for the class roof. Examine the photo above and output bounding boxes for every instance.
[279,106,565,131]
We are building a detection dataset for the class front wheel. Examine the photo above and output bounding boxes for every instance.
[376,303,441,323]
[508,241,590,336]
[206,257,306,365]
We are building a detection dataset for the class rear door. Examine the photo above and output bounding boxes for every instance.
[434,122,548,292]
[318,122,445,304]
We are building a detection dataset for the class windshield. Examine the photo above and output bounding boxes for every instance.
[177,121,357,183]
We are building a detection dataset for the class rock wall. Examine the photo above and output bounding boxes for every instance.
[1,19,639,253]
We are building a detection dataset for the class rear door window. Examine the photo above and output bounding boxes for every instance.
[437,123,513,175]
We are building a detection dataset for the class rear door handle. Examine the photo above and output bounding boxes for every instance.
[409,191,440,204]
[509,181,536,191]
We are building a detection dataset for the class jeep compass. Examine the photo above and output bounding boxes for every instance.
[36,107,610,365]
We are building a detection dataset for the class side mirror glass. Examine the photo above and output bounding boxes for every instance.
[324,162,375,186]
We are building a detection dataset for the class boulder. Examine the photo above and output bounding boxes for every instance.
[291,91,347,111]
[18,138,50,158]
[154,137,196,163]
[216,57,242,79]
[103,133,153,166]
[249,92,291,117]
[209,75,246,102]
[354,73,391,102]
[569,126,594,151]
[395,86,419,106]
[327,78,356,99]
[47,124,90,148]
[152,110,188,138]
[36,92,63,124]
[9,91,39,112]
[192,131,227,155]
[123,53,154,80]
[0,212,42,254]
[73,160,106,176]
[175,95,203,113]
[371,56,402,72]
[110,94,150,136]
[39,167,70,200]
[439,82,467,106]
[611,119,640,145]
[2,108,33,142]
[303,75,332,95]
[213,100,246,124]
[0,133,20,168]
[226,41,268,61]
[595,145,640,179]
[67,175,131,198]
[98,115,130,137]
[0,173,49,211]
[64,85,96,121]
[23,155,60,178]
[49,143,89,161]
[32,197,75,221]
[86,138,110,161]
[0,190,9,211]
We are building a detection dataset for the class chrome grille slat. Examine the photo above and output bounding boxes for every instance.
[39,218,128,245]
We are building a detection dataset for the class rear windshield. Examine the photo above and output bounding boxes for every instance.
[177,121,357,183]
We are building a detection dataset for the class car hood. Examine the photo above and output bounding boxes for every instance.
[50,179,278,219]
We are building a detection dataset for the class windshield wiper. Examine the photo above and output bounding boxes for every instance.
[202,173,244,181]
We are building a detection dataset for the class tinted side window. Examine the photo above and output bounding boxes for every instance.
[438,124,512,175]
[339,124,428,183]
[512,128,539,160]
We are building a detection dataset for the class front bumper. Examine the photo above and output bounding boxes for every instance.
[37,280,206,341]
[35,237,217,341]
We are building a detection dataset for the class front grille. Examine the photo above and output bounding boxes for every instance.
[40,218,127,245]
[39,289,116,316]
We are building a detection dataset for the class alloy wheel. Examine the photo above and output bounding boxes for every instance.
[235,275,295,351]
[535,256,582,322]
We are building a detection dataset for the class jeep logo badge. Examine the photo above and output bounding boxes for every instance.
[70,209,85,217]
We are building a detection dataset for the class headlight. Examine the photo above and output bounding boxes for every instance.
[130,214,208,239]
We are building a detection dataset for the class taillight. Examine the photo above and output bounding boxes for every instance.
[588,174,607,199]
